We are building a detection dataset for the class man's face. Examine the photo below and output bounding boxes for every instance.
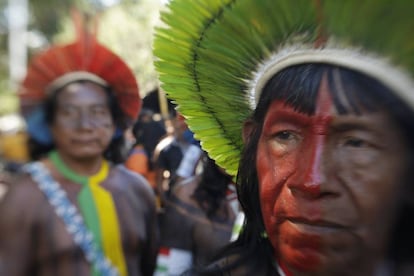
[50,82,115,161]
[255,77,409,274]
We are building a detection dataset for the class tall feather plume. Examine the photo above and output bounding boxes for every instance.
[154,0,414,177]
[19,9,141,126]
[154,0,315,176]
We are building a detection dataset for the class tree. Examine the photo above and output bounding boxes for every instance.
[0,0,165,115]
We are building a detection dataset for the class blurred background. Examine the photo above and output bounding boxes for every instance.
[0,0,169,169]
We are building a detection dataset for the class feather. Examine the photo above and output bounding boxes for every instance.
[154,0,414,176]
[19,9,140,126]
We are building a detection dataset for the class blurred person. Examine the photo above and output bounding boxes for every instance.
[125,109,166,190]
[0,13,158,276]
[134,108,167,164]
[0,113,29,174]
[154,0,414,275]
[0,116,29,201]
[142,87,176,117]
[175,139,204,183]
[155,153,237,275]
[153,113,202,206]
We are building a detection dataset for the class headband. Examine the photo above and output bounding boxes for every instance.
[19,12,141,133]
[45,71,108,95]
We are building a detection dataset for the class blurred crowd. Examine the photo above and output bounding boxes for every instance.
[122,94,240,275]
[0,88,240,275]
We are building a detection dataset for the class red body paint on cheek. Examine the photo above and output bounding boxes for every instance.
[258,78,334,273]
[279,223,323,272]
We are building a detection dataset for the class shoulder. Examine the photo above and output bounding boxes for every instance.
[125,148,149,171]
[106,165,157,216]
[109,164,155,201]
[0,170,49,222]
[1,171,44,201]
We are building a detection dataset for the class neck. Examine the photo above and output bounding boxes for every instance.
[50,150,104,177]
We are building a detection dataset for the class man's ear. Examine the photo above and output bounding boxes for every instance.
[242,119,255,144]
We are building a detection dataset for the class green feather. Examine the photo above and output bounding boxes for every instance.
[154,0,414,177]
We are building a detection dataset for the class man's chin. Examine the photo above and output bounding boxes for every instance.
[67,150,104,161]
[277,242,366,276]
[275,220,363,274]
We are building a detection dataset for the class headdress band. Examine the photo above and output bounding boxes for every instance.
[250,46,414,110]
[46,71,108,95]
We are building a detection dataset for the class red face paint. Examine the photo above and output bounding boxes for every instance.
[257,77,333,272]
[255,75,411,275]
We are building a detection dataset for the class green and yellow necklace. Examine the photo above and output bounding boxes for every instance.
[49,150,127,276]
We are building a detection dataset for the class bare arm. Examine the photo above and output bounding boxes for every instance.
[0,176,42,275]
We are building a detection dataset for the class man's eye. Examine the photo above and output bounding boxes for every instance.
[60,107,77,117]
[274,131,294,141]
[344,138,365,147]
[91,108,109,117]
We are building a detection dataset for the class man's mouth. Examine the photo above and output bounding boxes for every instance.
[275,216,352,238]
[287,217,347,230]
[72,139,97,145]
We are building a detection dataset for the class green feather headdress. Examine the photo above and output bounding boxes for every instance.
[154,0,414,177]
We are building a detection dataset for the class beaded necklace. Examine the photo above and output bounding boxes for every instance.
[24,151,127,276]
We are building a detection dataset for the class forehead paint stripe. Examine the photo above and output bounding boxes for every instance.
[315,77,334,116]
[306,77,333,191]
[297,78,333,209]
[283,80,334,273]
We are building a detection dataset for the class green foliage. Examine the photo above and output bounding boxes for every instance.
[0,91,18,116]
[98,0,163,94]
[29,0,93,40]
[0,0,164,117]
[52,0,163,95]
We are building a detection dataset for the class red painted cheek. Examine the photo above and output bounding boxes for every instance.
[258,138,325,273]
[277,136,325,272]
[279,224,323,272]
[257,142,277,220]
[256,139,287,242]
[259,81,334,274]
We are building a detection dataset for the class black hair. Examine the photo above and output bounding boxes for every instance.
[130,110,167,169]
[203,63,414,275]
[28,80,128,164]
[192,155,234,220]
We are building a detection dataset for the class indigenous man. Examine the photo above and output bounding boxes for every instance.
[154,0,414,275]
[0,17,158,276]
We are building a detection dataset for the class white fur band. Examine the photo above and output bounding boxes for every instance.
[46,71,108,94]
[248,45,414,110]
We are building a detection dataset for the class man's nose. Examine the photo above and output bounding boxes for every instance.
[288,134,328,199]
[77,110,95,129]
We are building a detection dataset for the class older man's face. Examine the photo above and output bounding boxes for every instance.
[50,82,115,161]
[255,76,409,275]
